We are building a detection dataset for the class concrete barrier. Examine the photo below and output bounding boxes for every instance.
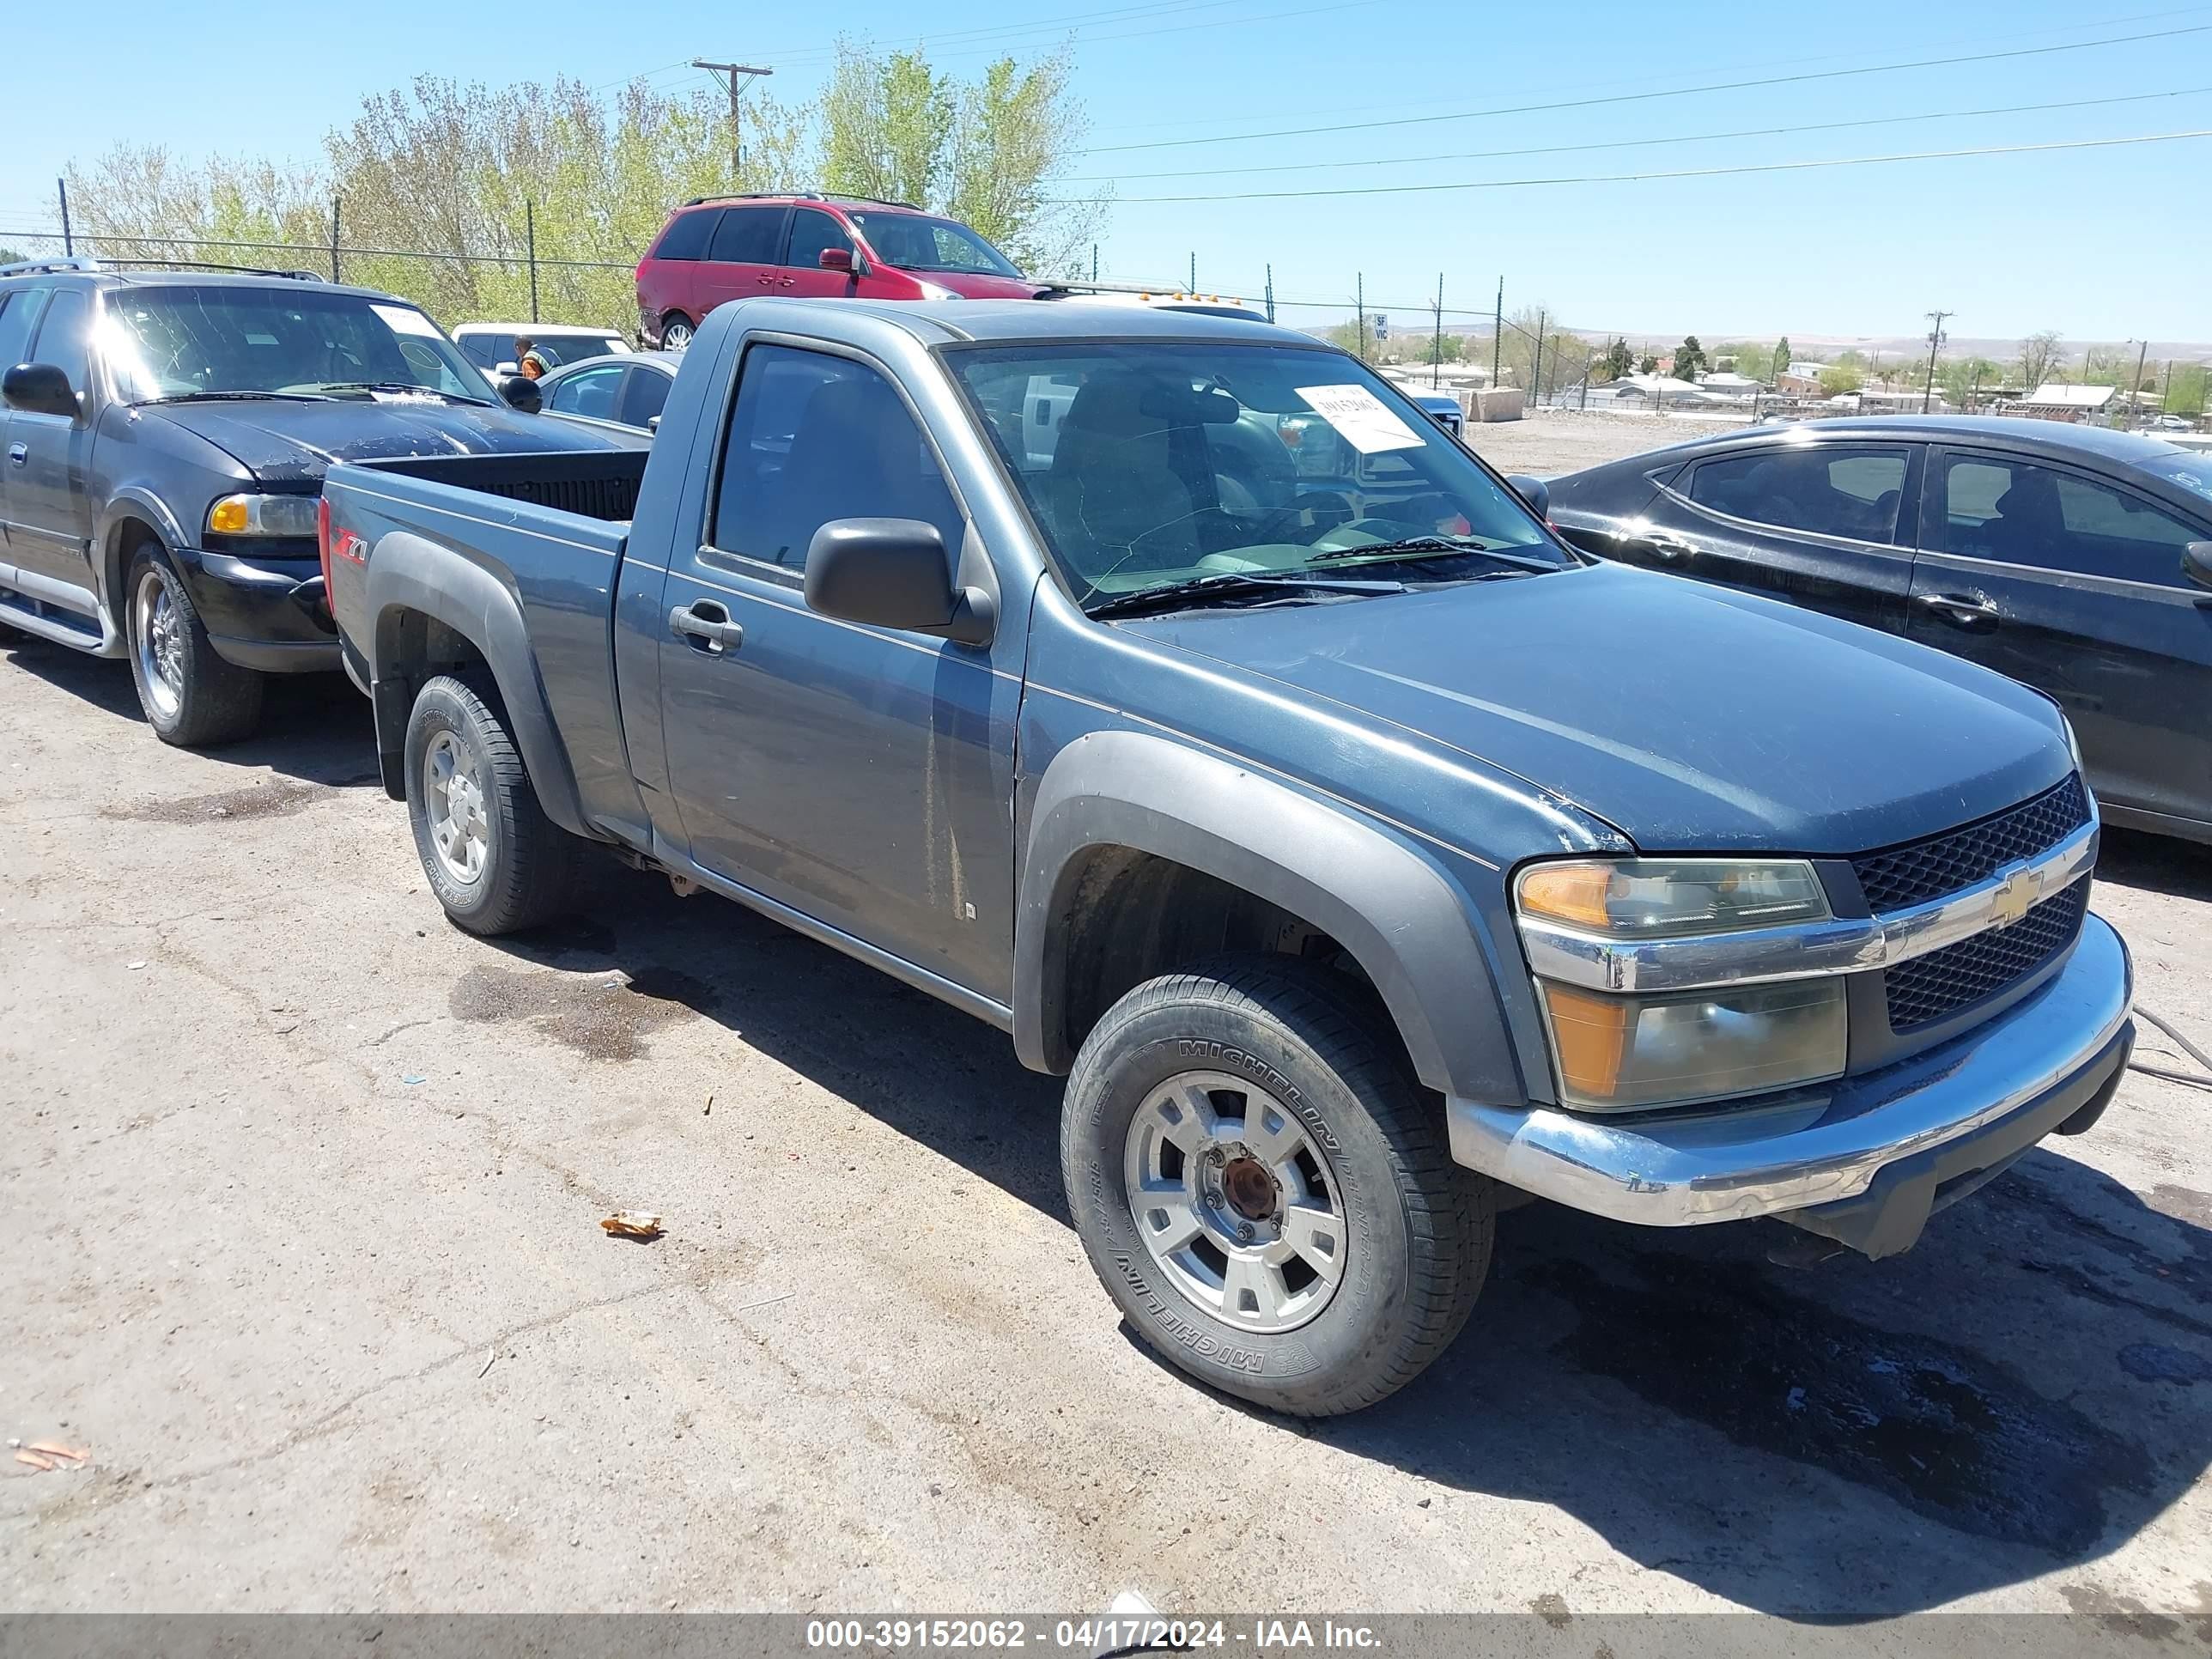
[1474,388,1525,422]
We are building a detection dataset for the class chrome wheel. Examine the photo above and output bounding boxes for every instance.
[132,566,185,720]
[1123,1069,1347,1334]
[422,728,492,886]
[660,317,694,349]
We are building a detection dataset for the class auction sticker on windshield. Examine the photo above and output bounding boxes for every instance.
[372,303,445,339]
[1295,383,1425,453]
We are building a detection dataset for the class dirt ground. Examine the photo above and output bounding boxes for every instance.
[4,590,2212,1622]
[1463,407,1754,476]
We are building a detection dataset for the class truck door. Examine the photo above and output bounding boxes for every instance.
[3,287,101,605]
[653,340,1020,1000]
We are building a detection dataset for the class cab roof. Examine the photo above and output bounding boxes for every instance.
[755,295,1315,348]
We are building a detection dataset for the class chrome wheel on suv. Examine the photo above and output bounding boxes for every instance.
[660,314,695,349]
[1123,1070,1346,1334]
[132,566,186,722]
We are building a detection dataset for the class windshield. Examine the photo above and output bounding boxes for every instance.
[2148,450,2212,509]
[104,287,489,403]
[848,211,1022,277]
[950,343,1571,606]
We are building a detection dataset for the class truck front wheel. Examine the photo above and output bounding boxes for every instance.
[403,674,583,935]
[1061,958,1492,1416]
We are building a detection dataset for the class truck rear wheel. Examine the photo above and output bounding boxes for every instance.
[1061,958,1492,1416]
[403,673,584,935]
[126,550,264,748]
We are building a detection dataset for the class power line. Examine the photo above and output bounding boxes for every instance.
[1077,21,2212,154]
[1070,126,2212,204]
[1057,85,2212,183]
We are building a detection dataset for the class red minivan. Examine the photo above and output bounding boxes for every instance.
[634,192,1045,348]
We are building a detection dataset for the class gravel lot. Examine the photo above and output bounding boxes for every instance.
[1462,408,1753,476]
[4,474,2211,1623]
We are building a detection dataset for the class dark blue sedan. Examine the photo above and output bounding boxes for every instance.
[1547,416,2212,844]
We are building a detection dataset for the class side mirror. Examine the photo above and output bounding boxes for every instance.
[2185,541,2212,591]
[3,362,80,420]
[818,247,856,273]
[500,374,542,414]
[646,414,661,433]
[1506,473,1551,520]
[804,518,994,646]
[495,361,520,377]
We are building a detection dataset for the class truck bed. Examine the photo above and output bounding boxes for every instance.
[323,450,653,841]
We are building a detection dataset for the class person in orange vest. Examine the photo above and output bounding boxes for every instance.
[513,337,550,379]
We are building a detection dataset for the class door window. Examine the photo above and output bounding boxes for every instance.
[545,364,625,422]
[27,289,92,408]
[618,367,672,429]
[710,344,963,574]
[650,209,719,261]
[706,206,785,265]
[0,288,52,370]
[1929,452,2203,584]
[784,208,854,270]
[1688,446,1909,542]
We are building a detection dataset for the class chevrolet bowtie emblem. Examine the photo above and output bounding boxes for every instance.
[1989,862,2038,927]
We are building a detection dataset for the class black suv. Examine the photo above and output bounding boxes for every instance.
[0,258,640,746]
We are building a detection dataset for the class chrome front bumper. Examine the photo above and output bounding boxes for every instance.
[1449,915,2133,1255]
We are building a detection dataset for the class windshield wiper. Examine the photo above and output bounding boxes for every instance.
[319,382,493,405]
[1085,570,1405,619]
[1310,534,1565,574]
[139,390,339,404]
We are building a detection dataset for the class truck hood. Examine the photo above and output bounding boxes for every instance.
[1119,562,2073,855]
[147,398,630,485]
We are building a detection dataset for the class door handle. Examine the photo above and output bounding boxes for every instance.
[757,274,776,285]
[1639,532,1696,562]
[669,600,744,654]
[776,276,795,288]
[1915,590,2001,629]
[6,443,24,466]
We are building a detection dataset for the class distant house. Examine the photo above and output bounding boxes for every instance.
[1696,371,1767,398]
[2014,384,2118,422]
[1777,360,1829,395]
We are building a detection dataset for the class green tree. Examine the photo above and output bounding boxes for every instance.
[2166,364,2208,416]
[1673,334,1708,381]
[1771,335,1791,379]
[945,48,1105,275]
[822,46,952,210]
[1819,363,1866,397]
[1599,337,1634,382]
[1638,352,1658,375]
[1937,355,2003,410]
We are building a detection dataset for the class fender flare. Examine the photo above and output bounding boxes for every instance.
[94,489,195,611]
[1013,729,1524,1103]
[363,531,591,836]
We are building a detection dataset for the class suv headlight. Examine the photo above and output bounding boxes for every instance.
[207,493,320,538]
[1514,858,1848,1111]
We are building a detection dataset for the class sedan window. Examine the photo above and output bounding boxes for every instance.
[1929,452,2204,586]
[1687,447,1909,543]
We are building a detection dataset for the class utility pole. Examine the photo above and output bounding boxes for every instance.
[1492,275,1504,389]
[57,178,72,257]
[1356,272,1367,362]
[1431,272,1443,389]
[2132,338,2149,427]
[1921,310,1951,412]
[1188,252,1196,292]
[1532,309,1547,407]
[526,200,539,324]
[692,59,775,186]
[1264,263,1274,325]
[331,197,342,283]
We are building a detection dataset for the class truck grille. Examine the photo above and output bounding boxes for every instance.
[1881,878,2090,1032]
[1850,775,2088,915]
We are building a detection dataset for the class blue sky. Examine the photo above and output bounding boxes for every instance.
[4,0,2209,347]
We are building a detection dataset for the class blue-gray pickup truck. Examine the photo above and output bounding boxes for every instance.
[323,298,2135,1416]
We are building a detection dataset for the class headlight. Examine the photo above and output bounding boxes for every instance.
[914,280,966,301]
[1516,858,1847,1111]
[207,494,321,538]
